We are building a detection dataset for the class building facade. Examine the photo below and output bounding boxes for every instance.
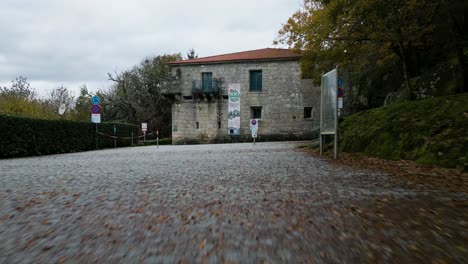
[164,48,321,144]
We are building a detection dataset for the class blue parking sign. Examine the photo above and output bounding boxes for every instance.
[91,96,101,105]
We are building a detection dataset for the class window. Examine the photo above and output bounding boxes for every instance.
[202,72,212,91]
[218,122,221,129]
[196,122,199,129]
[251,106,262,119]
[304,107,313,119]
[176,68,182,79]
[249,70,262,91]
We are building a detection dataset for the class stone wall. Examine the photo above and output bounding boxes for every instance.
[170,60,321,144]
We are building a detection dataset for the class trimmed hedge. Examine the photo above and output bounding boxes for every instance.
[339,93,468,168]
[0,115,139,158]
[173,131,319,145]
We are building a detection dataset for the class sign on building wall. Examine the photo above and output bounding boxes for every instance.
[228,83,241,135]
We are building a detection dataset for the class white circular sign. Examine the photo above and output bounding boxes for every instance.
[58,104,66,115]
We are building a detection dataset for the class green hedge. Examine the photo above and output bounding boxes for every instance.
[0,115,139,158]
[339,93,468,168]
[173,131,319,145]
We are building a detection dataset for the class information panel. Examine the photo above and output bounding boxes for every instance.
[321,69,337,134]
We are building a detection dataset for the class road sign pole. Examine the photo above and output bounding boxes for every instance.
[157,130,159,149]
[131,132,134,145]
[96,123,99,150]
[141,123,147,144]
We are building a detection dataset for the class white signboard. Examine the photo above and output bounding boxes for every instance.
[228,83,241,135]
[251,130,257,138]
[338,97,343,109]
[250,119,258,138]
[321,69,338,133]
[141,123,147,132]
[91,114,101,123]
[320,68,339,159]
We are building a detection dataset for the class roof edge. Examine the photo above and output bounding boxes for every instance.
[168,56,301,66]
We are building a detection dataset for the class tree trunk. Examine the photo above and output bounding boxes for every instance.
[456,47,466,93]
[397,39,413,100]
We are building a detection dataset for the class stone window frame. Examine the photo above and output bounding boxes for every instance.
[251,106,262,119]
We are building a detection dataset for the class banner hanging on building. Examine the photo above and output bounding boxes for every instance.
[228,83,241,135]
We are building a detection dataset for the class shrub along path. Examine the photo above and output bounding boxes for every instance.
[339,93,468,169]
[0,142,466,263]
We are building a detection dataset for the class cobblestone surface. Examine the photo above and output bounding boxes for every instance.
[0,142,466,263]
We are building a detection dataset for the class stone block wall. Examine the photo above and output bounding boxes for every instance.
[170,60,321,144]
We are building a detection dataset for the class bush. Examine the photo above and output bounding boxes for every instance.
[339,93,468,168]
[0,115,139,158]
[173,131,319,145]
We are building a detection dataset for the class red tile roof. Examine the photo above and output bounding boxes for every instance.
[168,48,301,66]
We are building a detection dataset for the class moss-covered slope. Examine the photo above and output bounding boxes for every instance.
[339,94,468,168]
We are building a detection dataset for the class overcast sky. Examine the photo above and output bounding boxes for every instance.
[0,0,301,97]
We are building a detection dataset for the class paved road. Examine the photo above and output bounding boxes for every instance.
[0,142,466,263]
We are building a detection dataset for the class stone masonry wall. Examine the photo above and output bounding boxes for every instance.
[170,60,321,144]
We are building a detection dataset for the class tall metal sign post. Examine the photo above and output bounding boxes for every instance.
[320,67,338,159]
[91,95,101,150]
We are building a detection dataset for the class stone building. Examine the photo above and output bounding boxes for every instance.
[164,48,321,144]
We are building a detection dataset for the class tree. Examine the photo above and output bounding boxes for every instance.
[106,53,182,136]
[275,0,467,108]
[186,49,198,60]
[72,85,92,121]
[441,0,468,93]
[0,76,61,119]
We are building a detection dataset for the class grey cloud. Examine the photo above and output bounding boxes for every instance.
[0,0,301,95]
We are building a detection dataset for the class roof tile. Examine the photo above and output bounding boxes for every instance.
[168,48,301,65]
